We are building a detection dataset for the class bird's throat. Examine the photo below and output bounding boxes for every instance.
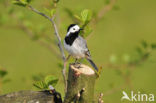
[65,31,79,46]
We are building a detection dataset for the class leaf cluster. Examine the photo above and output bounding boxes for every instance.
[33,75,59,90]
[109,40,156,65]
[74,9,93,38]
[0,70,7,78]
[0,68,11,84]
[12,0,32,7]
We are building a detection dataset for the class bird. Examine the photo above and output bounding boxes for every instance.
[63,24,98,71]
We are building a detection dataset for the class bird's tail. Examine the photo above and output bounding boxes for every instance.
[87,58,98,71]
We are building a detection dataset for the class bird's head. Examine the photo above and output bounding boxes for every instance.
[67,24,83,35]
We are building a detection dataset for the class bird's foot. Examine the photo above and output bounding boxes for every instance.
[74,63,82,69]
[74,61,81,65]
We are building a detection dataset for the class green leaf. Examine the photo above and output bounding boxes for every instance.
[81,9,92,23]
[151,43,156,49]
[81,10,88,22]
[21,0,30,4]
[74,15,82,22]
[50,9,56,17]
[33,81,48,89]
[73,9,92,25]
[97,66,103,76]
[12,0,27,7]
[109,54,117,64]
[45,75,58,87]
[122,54,130,63]
[44,8,51,16]
[57,63,63,69]
[0,70,7,78]
[26,0,32,3]
[43,8,56,17]
[82,26,93,38]
[32,73,45,81]
[141,40,148,48]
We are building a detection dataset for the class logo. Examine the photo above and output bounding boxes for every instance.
[121,91,155,102]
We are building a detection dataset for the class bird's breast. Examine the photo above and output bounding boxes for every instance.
[64,40,85,59]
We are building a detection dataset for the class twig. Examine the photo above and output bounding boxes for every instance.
[27,5,65,59]
[87,0,117,40]
[74,88,85,103]
[98,93,104,103]
[97,0,117,21]
[27,5,67,92]
[28,5,52,21]
[50,16,66,60]
[9,11,61,58]
[19,22,60,58]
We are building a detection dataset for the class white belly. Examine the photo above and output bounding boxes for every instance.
[64,40,85,59]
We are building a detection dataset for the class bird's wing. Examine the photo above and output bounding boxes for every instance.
[76,36,91,57]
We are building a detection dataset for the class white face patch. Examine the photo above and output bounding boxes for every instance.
[68,25,80,34]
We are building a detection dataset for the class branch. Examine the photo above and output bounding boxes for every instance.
[27,5,67,92]
[27,5,65,59]
[97,0,117,21]
[0,90,62,103]
[98,93,104,103]
[73,88,85,103]
[50,16,66,61]
[18,22,60,58]
[28,5,52,21]
[87,0,117,40]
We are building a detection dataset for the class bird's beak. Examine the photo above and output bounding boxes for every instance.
[80,28,83,31]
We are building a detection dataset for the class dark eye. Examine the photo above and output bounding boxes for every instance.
[73,28,75,30]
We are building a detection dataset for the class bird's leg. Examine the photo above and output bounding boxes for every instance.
[74,58,78,64]
[75,58,82,64]
[78,58,83,64]
[66,55,71,62]
[74,58,82,69]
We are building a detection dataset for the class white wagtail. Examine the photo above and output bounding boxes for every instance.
[63,24,98,71]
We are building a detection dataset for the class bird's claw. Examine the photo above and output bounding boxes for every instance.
[74,63,82,69]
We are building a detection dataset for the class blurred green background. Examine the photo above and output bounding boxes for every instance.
[0,0,156,102]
